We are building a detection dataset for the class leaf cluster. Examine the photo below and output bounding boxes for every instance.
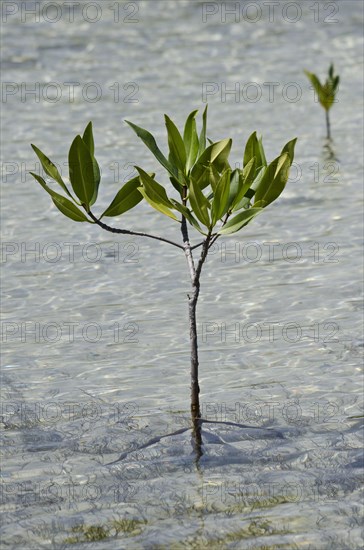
[30,122,142,223]
[304,63,340,112]
[30,108,296,236]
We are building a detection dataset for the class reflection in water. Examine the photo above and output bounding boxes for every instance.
[322,138,339,162]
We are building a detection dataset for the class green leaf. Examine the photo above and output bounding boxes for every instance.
[136,167,179,221]
[242,156,257,186]
[101,176,143,218]
[82,121,101,206]
[230,159,256,212]
[192,138,232,187]
[188,177,211,227]
[258,136,267,167]
[211,169,231,225]
[243,132,266,170]
[193,162,220,192]
[165,115,186,173]
[68,135,95,207]
[243,132,256,167]
[31,144,73,199]
[227,168,240,208]
[254,153,291,206]
[208,139,232,172]
[30,172,90,222]
[198,105,208,157]
[304,70,323,99]
[125,120,176,178]
[138,187,178,221]
[218,207,263,235]
[183,110,199,172]
[170,199,204,234]
[281,138,297,165]
[136,167,174,208]
[82,121,95,156]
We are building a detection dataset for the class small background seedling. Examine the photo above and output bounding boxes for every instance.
[305,63,340,140]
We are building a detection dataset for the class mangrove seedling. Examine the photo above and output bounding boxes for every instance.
[30,108,296,453]
[304,63,340,139]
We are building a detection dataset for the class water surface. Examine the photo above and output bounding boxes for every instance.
[1,1,363,548]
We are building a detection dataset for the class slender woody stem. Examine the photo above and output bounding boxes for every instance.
[88,210,184,250]
[326,110,331,140]
[180,186,202,420]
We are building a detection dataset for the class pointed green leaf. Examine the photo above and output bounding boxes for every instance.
[136,167,175,209]
[31,144,73,199]
[82,122,101,206]
[183,110,199,172]
[136,167,179,221]
[243,132,266,170]
[164,115,186,173]
[304,70,323,99]
[281,138,297,165]
[192,138,232,186]
[138,187,178,221]
[30,172,90,222]
[82,121,95,156]
[125,120,176,178]
[227,168,240,208]
[230,159,256,211]
[258,136,267,167]
[242,156,257,186]
[193,162,220,192]
[198,105,208,157]
[170,199,204,234]
[52,197,89,222]
[208,139,232,171]
[211,169,231,225]
[218,207,263,235]
[101,176,143,218]
[68,135,95,207]
[188,177,211,227]
[254,153,291,206]
[243,132,256,167]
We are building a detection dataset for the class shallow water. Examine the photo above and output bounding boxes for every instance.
[1,1,363,548]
